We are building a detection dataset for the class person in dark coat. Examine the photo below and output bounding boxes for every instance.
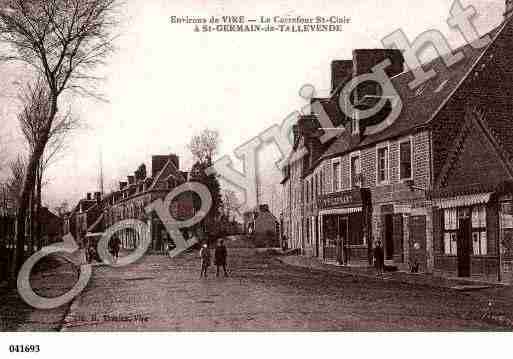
[374,240,384,276]
[109,235,121,263]
[214,239,228,277]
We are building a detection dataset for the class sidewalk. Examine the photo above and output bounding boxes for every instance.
[278,255,507,291]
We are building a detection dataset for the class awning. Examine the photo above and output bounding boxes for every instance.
[319,207,362,216]
[433,192,493,209]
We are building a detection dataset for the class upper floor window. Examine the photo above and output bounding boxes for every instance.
[400,140,412,180]
[333,161,340,192]
[351,155,361,188]
[377,146,389,184]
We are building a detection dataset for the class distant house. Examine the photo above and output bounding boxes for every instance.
[39,207,63,247]
[243,204,279,239]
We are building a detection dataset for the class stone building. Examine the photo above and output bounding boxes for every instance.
[64,153,195,253]
[281,4,513,281]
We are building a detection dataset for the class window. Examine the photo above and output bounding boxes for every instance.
[351,155,361,187]
[472,205,487,255]
[333,162,340,192]
[377,147,388,184]
[443,208,458,255]
[399,140,412,180]
[320,169,324,194]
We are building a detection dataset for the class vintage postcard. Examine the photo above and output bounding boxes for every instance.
[0,0,512,357]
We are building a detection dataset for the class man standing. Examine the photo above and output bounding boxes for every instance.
[199,243,211,278]
[374,240,384,277]
[214,239,228,277]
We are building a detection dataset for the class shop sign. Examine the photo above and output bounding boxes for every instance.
[317,190,362,210]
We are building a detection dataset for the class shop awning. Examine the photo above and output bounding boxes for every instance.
[433,192,493,209]
[319,207,362,216]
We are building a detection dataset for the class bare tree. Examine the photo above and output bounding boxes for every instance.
[221,189,240,219]
[54,199,69,218]
[0,0,120,275]
[188,128,220,165]
[20,84,80,251]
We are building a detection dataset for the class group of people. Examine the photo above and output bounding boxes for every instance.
[199,239,228,278]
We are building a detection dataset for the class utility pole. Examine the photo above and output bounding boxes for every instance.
[99,148,105,196]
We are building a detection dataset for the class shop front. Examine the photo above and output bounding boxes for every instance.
[317,188,372,265]
[432,192,501,280]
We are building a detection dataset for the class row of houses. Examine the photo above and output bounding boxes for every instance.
[280,4,513,282]
[63,153,195,253]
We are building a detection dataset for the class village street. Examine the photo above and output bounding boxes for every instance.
[52,237,513,331]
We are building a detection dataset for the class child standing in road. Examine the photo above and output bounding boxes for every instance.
[199,243,211,278]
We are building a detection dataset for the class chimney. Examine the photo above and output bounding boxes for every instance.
[505,0,513,20]
[152,155,169,177]
[86,193,92,201]
[127,175,135,185]
[351,49,404,103]
[119,181,127,190]
[331,60,353,94]
[168,154,179,170]
[94,192,102,203]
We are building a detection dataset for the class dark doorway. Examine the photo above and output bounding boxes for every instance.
[384,214,394,260]
[457,217,471,277]
[338,217,348,264]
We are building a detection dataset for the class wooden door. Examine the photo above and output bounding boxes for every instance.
[457,217,471,277]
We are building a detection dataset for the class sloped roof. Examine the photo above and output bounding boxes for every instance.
[320,23,504,160]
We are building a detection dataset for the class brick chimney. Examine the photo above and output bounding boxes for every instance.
[331,60,353,94]
[505,0,513,20]
[168,154,179,170]
[352,49,404,102]
[127,175,135,185]
[152,155,169,178]
[86,193,92,201]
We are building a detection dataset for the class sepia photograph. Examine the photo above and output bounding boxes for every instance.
[0,0,513,357]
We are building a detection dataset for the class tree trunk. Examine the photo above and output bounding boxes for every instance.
[11,96,57,280]
[35,167,42,250]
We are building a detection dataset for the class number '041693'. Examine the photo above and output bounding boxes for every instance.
[9,345,40,353]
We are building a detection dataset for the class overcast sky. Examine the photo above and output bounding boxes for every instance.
[0,0,505,212]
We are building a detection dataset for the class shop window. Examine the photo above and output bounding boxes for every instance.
[472,205,487,255]
[443,208,458,255]
[399,140,412,180]
[333,162,340,192]
[377,146,388,184]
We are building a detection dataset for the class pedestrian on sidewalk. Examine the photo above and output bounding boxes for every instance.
[109,235,121,263]
[199,243,211,278]
[374,240,384,277]
[214,239,228,277]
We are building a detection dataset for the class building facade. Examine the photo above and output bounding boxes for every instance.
[281,7,513,281]
[64,153,195,254]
